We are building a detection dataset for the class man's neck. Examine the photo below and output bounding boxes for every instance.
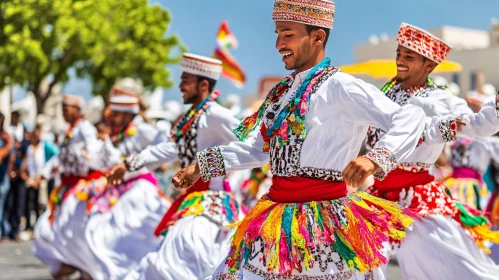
[191,93,210,108]
[400,77,428,90]
[295,51,326,75]
[70,118,81,126]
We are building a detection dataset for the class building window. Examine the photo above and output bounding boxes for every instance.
[470,72,477,91]
[452,74,460,87]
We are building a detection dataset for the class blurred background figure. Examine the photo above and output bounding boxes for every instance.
[0,113,12,242]
[25,125,58,236]
[4,124,29,241]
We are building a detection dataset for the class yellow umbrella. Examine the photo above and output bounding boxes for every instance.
[339,59,462,79]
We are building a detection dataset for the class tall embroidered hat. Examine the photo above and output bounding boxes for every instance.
[62,95,85,110]
[180,53,223,81]
[397,23,451,64]
[272,0,336,29]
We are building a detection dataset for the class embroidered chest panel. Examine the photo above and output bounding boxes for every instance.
[264,69,342,181]
[177,119,199,168]
[59,140,90,176]
[450,140,474,170]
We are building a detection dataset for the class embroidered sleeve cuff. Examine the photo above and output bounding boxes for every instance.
[438,119,457,142]
[124,154,144,172]
[364,147,397,180]
[196,146,226,182]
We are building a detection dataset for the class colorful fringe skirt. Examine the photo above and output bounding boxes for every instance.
[443,176,487,210]
[367,181,499,253]
[214,191,415,278]
[48,172,106,224]
[86,172,160,213]
[163,190,240,235]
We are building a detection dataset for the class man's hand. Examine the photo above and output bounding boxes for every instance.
[32,176,42,189]
[172,163,201,189]
[97,133,108,141]
[456,119,467,132]
[465,97,483,113]
[107,163,126,185]
[342,156,378,189]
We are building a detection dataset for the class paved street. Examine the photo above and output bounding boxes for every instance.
[0,241,51,280]
[0,240,402,279]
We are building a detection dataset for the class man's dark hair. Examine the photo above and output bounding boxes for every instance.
[197,76,217,93]
[421,56,436,74]
[11,111,20,118]
[305,25,330,48]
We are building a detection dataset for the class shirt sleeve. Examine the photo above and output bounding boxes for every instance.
[337,77,426,179]
[197,128,269,182]
[410,91,499,141]
[127,140,179,172]
[458,101,499,139]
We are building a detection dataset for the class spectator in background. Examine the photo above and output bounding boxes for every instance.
[4,126,29,240]
[9,111,24,144]
[0,113,12,241]
[25,125,58,234]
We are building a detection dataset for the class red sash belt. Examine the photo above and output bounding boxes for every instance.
[61,170,103,186]
[373,168,435,192]
[269,176,347,203]
[154,179,210,236]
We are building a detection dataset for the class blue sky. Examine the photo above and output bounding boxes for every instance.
[62,0,499,102]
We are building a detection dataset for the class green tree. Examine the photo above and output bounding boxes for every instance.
[0,0,184,114]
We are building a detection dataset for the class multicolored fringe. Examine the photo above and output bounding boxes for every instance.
[444,177,486,211]
[368,181,499,254]
[73,177,108,202]
[47,177,107,224]
[87,172,158,213]
[454,202,499,254]
[162,190,240,236]
[225,192,415,275]
[242,165,270,197]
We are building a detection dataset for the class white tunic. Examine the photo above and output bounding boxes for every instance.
[368,87,499,169]
[125,101,246,280]
[33,119,107,275]
[450,137,499,175]
[368,85,499,280]
[136,102,242,190]
[196,69,426,279]
[58,120,106,175]
[208,70,426,180]
[85,116,170,280]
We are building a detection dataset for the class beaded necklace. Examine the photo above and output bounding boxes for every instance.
[381,77,448,96]
[62,117,82,145]
[171,90,221,143]
[233,57,338,152]
[111,122,137,147]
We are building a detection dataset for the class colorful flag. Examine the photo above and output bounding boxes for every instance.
[214,45,246,89]
[216,21,239,49]
[213,21,246,88]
